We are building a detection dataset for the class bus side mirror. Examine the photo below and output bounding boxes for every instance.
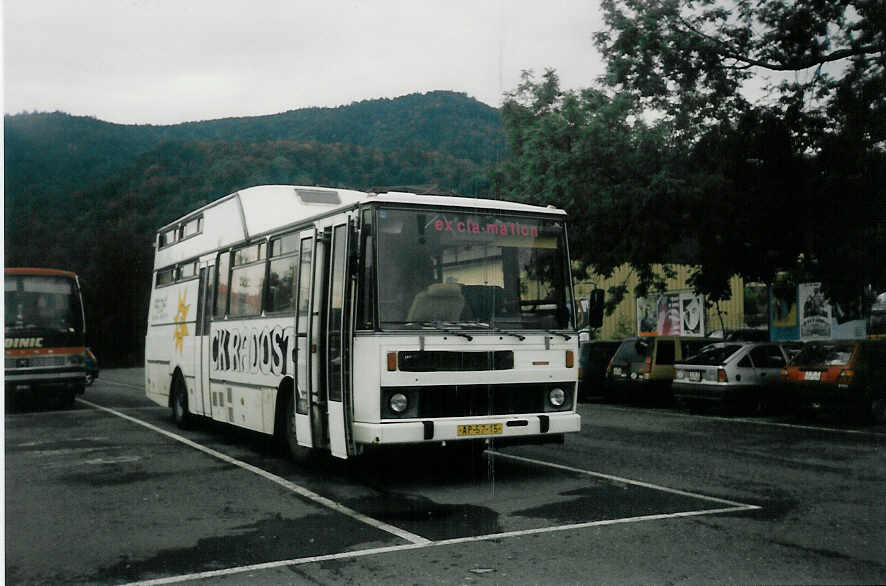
[587,289,604,329]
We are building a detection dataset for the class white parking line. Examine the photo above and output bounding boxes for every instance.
[81,398,761,586]
[77,399,431,546]
[487,451,760,508]
[125,504,757,586]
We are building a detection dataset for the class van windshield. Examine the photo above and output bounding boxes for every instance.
[374,208,573,331]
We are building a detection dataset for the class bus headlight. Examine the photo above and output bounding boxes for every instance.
[548,387,566,408]
[67,354,85,366]
[389,393,409,414]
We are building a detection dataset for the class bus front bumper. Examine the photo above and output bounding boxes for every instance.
[353,412,580,446]
[5,370,87,393]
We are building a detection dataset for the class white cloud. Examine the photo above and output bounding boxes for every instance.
[3,0,605,124]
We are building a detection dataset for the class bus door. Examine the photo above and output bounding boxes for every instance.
[294,230,316,448]
[195,264,212,416]
[326,222,354,459]
[308,229,329,450]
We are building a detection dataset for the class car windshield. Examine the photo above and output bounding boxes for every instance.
[681,344,744,366]
[374,208,572,331]
[793,342,856,367]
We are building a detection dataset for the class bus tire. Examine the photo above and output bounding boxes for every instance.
[61,389,78,409]
[869,392,886,425]
[171,373,192,429]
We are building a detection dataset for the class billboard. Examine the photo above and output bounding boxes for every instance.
[771,282,866,341]
[637,292,705,337]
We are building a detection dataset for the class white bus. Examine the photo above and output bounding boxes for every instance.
[145,185,583,460]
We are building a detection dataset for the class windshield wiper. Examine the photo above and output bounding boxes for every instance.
[492,328,526,341]
[419,321,474,341]
[545,330,572,341]
[431,321,527,341]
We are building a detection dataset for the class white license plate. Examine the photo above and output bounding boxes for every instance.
[612,367,623,376]
[804,371,822,381]
[689,371,701,382]
[457,423,503,437]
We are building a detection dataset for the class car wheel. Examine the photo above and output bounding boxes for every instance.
[171,374,192,429]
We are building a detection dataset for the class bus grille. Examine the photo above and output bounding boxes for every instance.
[381,382,573,419]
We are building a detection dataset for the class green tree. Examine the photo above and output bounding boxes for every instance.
[495,70,699,306]
[496,2,885,308]
[594,0,885,303]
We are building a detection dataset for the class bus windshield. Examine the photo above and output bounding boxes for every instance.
[4,274,84,335]
[375,207,573,331]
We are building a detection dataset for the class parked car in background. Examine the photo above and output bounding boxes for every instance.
[578,340,622,401]
[782,339,886,423]
[605,336,712,403]
[673,342,793,412]
[85,347,99,386]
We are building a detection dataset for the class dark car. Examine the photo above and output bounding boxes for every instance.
[782,339,886,422]
[605,336,713,403]
[577,340,621,401]
[85,347,99,386]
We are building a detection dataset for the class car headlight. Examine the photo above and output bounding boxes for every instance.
[389,393,408,414]
[548,387,566,408]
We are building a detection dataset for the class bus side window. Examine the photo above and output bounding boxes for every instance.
[214,252,231,317]
[156,267,175,287]
[229,245,265,317]
[268,233,300,313]
[357,209,375,329]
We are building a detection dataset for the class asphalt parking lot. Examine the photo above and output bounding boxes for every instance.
[6,368,886,585]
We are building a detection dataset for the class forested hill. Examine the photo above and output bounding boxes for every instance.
[4,90,503,206]
[4,90,505,366]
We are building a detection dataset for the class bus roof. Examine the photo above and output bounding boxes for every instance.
[157,185,566,233]
[153,185,568,269]
[5,268,78,279]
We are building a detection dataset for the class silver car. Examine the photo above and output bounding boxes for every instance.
[673,342,791,411]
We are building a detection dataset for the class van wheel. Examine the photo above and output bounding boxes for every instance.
[171,374,192,429]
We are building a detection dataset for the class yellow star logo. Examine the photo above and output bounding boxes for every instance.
[173,291,190,353]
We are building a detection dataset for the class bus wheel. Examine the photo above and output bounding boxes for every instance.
[284,391,314,465]
[870,393,886,425]
[171,374,192,429]
[60,389,78,409]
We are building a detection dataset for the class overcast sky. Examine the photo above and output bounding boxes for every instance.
[3,0,605,125]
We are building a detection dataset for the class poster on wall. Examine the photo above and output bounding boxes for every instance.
[799,282,832,339]
[770,283,799,341]
[680,293,705,336]
[637,297,657,336]
[637,292,706,337]
[657,294,682,336]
